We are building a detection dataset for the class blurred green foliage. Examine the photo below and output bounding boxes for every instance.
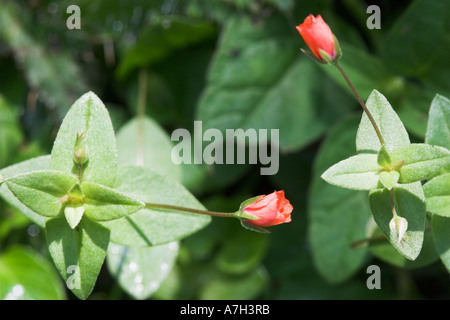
[0,0,449,300]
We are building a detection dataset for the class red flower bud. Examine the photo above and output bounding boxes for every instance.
[296,14,341,64]
[242,191,292,227]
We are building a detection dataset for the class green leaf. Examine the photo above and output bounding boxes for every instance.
[377,145,392,168]
[390,144,450,183]
[106,242,179,300]
[369,183,426,260]
[50,91,118,188]
[64,204,85,229]
[369,223,439,269]
[321,153,380,190]
[46,217,110,300]
[6,170,77,218]
[116,117,182,182]
[196,14,354,151]
[425,94,450,150]
[423,173,450,217]
[101,165,211,246]
[0,246,66,300]
[431,215,450,273]
[379,171,400,190]
[81,181,144,221]
[356,90,410,154]
[0,156,50,227]
[309,115,371,283]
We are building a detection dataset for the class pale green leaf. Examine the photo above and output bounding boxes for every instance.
[356,90,410,154]
[107,242,179,300]
[369,183,426,260]
[379,171,400,190]
[101,165,210,246]
[116,117,181,182]
[423,173,450,217]
[369,223,439,269]
[46,217,110,300]
[390,144,450,183]
[64,205,85,229]
[377,145,392,168]
[50,91,118,188]
[6,170,77,218]
[0,156,51,226]
[81,181,144,221]
[321,153,380,190]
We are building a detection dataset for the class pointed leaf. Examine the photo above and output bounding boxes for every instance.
[64,205,85,229]
[46,217,110,300]
[425,94,450,150]
[106,242,179,300]
[356,90,410,153]
[423,173,450,217]
[369,183,426,260]
[390,144,450,183]
[116,117,182,182]
[431,215,450,273]
[101,165,210,247]
[81,181,145,221]
[6,170,77,217]
[50,92,118,187]
[321,153,380,190]
[0,246,66,300]
[377,145,392,168]
[379,171,400,190]
[0,156,51,226]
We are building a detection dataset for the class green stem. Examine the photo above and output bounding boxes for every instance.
[350,233,388,249]
[144,203,237,218]
[390,188,397,218]
[335,62,385,146]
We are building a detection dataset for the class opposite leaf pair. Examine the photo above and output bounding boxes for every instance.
[322,90,450,261]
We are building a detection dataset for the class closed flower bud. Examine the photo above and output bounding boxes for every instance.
[73,131,89,165]
[296,14,341,64]
[239,190,293,227]
[389,216,408,244]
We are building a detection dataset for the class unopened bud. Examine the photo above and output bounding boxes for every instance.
[73,131,89,165]
[389,216,408,245]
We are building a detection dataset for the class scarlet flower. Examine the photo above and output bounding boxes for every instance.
[296,14,341,64]
[242,191,293,227]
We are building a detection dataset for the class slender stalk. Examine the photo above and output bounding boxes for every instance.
[350,233,388,249]
[335,62,385,146]
[145,203,236,218]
